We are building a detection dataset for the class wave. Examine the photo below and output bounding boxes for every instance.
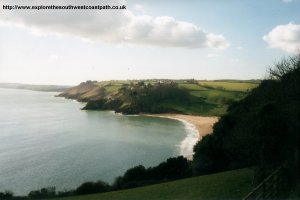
[176,119,199,160]
[142,115,200,160]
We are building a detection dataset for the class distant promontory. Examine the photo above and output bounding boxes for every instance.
[58,79,258,116]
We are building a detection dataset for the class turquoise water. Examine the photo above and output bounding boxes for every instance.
[0,88,187,195]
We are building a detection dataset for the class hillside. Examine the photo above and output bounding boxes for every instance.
[58,80,258,116]
[53,168,253,200]
[192,55,300,194]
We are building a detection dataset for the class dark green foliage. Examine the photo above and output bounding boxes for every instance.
[0,191,14,200]
[83,82,190,114]
[114,82,190,114]
[148,156,191,180]
[113,156,191,189]
[25,181,111,199]
[122,165,147,182]
[28,187,56,199]
[74,181,111,195]
[82,99,106,110]
[193,55,300,190]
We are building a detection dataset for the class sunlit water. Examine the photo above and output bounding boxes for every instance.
[0,88,197,195]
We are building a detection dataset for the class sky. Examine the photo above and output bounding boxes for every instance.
[0,0,300,85]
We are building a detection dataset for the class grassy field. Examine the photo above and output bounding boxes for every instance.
[54,168,254,200]
[198,80,259,92]
[161,99,223,116]
[178,83,207,91]
[189,89,245,103]
[169,81,258,116]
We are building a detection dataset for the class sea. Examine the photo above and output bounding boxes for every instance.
[0,88,197,195]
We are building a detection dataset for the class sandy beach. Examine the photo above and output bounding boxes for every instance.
[144,114,219,139]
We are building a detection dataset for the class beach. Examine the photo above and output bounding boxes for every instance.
[144,114,219,159]
[144,114,219,139]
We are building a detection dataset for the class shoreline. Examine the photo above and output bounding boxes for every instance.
[143,114,219,139]
[143,114,219,160]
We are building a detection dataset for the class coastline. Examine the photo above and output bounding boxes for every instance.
[143,114,219,160]
[144,114,219,139]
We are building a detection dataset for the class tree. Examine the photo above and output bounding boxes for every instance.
[28,187,56,199]
[113,156,191,189]
[269,54,300,80]
[0,191,13,200]
[74,181,110,195]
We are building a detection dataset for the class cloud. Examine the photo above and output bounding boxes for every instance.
[0,0,229,49]
[263,22,300,53]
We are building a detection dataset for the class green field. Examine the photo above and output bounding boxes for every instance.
[167,81,258,116]
[189,89,245,103]
[198,80,259,92]
[54,168,253,200]
[104,84,122,94]
[178,83,207,91]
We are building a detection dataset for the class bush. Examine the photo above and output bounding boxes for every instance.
[74,181,111,195]
[28,187,56,199]
[0,191,13,200]
[113,156,191,189]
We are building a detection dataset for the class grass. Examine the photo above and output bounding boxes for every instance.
[163,82,253,116]
[104,84,122,93]
[178,83,207,91]
[189,90,246,104]
[161,99,223,116]
[170,81,258,116]
[54,168,254,200]
[198,81,258,92]
[287,185,300,200]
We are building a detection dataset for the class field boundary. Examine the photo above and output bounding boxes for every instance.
[243,167,283,200]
